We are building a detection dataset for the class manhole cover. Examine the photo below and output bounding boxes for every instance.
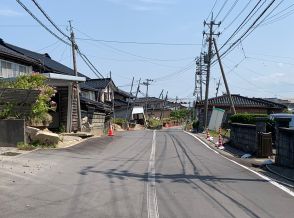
[1,152,21,156]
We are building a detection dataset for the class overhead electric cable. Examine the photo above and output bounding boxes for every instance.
[221,0,240,23]
[215,0,229,20]
[15,0,71,46]
[30,0,70,40]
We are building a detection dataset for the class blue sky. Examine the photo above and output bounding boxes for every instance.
[1,0,294,100]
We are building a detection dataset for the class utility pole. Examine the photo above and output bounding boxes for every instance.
[215,78,221,97]
[160,91,168,121]
[129,78,141,121]
[203,15,221,129]
[142,78,153,118]
[125,77,134,120]
[69,20,81,132]
[213,38,236,114]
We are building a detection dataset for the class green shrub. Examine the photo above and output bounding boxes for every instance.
[113,118,127,126]
[148,118,162,129]
[17,142,36,151]
[192,120,199,129]
[229,113,269,124]
[0,74,56,125]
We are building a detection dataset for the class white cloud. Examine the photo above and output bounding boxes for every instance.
[0,9,23,17]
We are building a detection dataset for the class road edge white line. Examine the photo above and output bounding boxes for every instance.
[147,130,159,218]
[184,131,294,197]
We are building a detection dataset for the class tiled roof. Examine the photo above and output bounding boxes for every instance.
[114,99,128,107]
[0,43,38,65]
[1,39,86,77]
[84,78,114,90]
[197,94,287,109]
[115,88,134,98]
[80,96,111,112]
[80,82,99,91]
[135,97,164,103]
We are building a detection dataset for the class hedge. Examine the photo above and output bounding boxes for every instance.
[229,113,269,124]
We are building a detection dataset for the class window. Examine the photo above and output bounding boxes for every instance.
[0,59,31,78]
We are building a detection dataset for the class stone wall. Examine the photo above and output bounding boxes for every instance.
[0,119,26,147]
[230,123,257,153]
[276,127,294,168]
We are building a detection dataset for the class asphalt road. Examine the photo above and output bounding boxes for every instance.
[0,128,293,218]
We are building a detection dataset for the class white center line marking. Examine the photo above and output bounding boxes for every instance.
[147,130,159,218]
[185,131,294,197]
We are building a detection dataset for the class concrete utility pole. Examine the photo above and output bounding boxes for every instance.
[203,15,220,129]
[142,78,153,118]
[215,78,221,97]
[129,78,141,121]
[213,38,236,114]
[69,20,82,132]
[125,77,134,120]
[160,91,168,121]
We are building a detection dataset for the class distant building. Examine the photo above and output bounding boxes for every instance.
[134,97,186,119]
[196,94,287,127]
[263,98,294,111]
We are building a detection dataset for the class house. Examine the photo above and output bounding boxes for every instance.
[113,88,134,119]
[82,78,116,104]
[0,38,87,132]
[196,94,287,127]
[263,97,294,111]
[134,97,186,119]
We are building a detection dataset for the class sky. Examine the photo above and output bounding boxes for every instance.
[1,0,294,101]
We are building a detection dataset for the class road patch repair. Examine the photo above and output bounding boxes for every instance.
[185,131,294,197]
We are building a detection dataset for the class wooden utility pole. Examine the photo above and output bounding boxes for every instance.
[125,77,134,120]
[203,16,220,129]
[69,20,82,132]
[213,38,236,114]
[142,78,153,118]
[129,78,141,121]
[160,91,168,121]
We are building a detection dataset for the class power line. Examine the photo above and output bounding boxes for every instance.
[77,48,104,78]
[206,0,218,21]
[219,0,265,51]
[221,0,240,23]
[15,0,71,46]
[76,37,201,46]
[218,0,277,61]
[215,0,229,20]
[30,0,70,40]
[222,0,253,32]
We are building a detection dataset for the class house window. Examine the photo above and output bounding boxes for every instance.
[82,91,96,101]
[0,59,31,78]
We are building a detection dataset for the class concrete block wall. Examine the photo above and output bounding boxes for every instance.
[276,128,294,168]
[230,123,257,153]
[0,119,26,147]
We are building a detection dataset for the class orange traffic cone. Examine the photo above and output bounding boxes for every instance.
[108,125,114,136]
[206,128,210,140]
[217,128,224,149]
